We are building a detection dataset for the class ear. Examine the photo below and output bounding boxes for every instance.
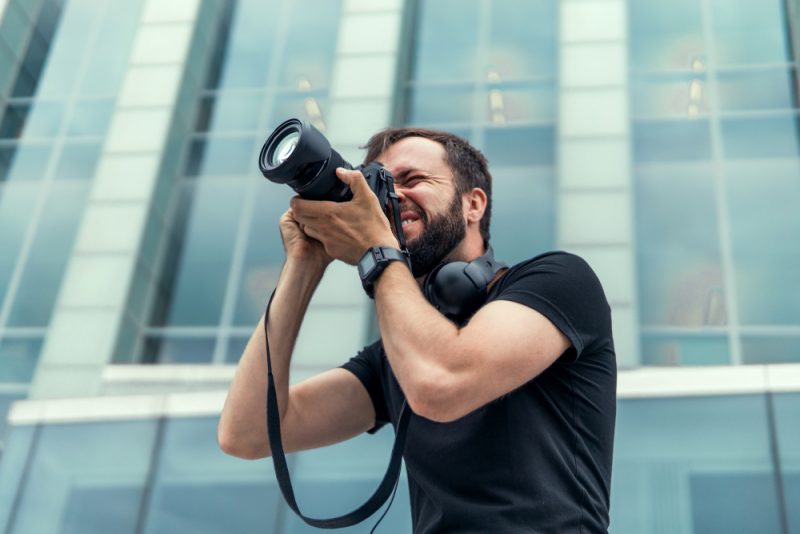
[463,187,487,226]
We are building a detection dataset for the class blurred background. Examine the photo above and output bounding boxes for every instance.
[0,0,797,532]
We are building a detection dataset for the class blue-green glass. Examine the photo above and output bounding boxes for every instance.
[489,0,557,79]
[721,116,800,160]
[633,119,712,162]
[741,336,800,364]
[271,92,329,127]
[635,165,726,326]
[0,425,35,532]
[489,167,554,265]
[0,143,52,181]
[225,335,249,363]
[0,183,38,306]
[628,0,704,72]
[10,420,157,534]
[35,0,95,97]
[0,338,43,382]
[0,104,29,139]
[0,2,29,53]
[406,85,475,125]
[216,0,282,89]
[0,392,25,438]
[185,136,255,177]
[199,93,263,133]
[141,417,280,534]
[8,181,89,327]
[77,0,143,96]
[483,125,555,167]
[611,395,781,534]
[142,336,215,364]
[640,335,729,366]
[284,427,411,533]
[53,142,101,180]
[773,393,800,533]
[711,0,789,66]
[232,185,292,326]
[412,0,480,82]
[159,181,246,326]
[21,101,65,138]
[632,74,709,118]
[717,68,796,112]
[726,163,800,325]
[497,84,556,124]
[279,0,340,89]
[67,100,115,137]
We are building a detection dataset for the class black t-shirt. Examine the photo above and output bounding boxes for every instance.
[342,251,616,533]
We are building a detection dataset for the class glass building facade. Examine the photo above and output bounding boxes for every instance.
[0,0,797,532]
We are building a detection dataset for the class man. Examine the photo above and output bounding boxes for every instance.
[218,127,616,533]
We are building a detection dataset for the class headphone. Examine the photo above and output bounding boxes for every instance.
[422,245,506,322]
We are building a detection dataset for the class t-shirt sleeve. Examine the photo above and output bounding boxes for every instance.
[340,341,390,433]
[494,252,611,360]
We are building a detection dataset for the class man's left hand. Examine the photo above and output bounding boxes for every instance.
[291,167,400,265]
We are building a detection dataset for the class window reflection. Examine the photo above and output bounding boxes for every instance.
[0,143,51,182]
[640,335,729,366]
[0,338,43,382]
[142,336,216,364]
[53,142,101,180]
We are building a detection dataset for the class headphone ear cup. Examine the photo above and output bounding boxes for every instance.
[424,261,486,320]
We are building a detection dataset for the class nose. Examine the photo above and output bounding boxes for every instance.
[394,183,408,202]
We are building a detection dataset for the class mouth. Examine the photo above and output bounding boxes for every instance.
[399,210,423,237]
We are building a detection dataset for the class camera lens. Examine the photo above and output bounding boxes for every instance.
[270,131,300,166]
[259,118,352,201]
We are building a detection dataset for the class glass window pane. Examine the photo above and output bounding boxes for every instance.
[233,185,292,325]
[8,181,89,327]
[406,85,475,125]
[489,0,557,79]
[611,395,783,533]
[483,125,555,167]
[67,100,114,137]
[155,181,246,326]
[412,0,480,82]
[36,0,95,97]
[142,417,281,534]
[640,334,730,366]
[22,100,65,138]
[632,74,709,118]
[185,136,254,177]
[0,183,39,306]
[11,420,157,534]
[635,165,726,326]
[629,0,704,72]
[717,68,796,112]
[0,425,35,532]
[197,93,262,133]
[0,104,30,140]
[142,336,215,364]
[0,338,43,382]
[633,119,712,162]
[271,93,329,127]
[53,142,102,180]
[741,336,800,364]
[0,143,52,182]
[721,116,800,160]
[279,0,341,88]
[726,163,800,325]
[711,0,790,66]
[490,168,555,265]
[216,0,281,90]
[773,393,800,533]
[225,335,249,363]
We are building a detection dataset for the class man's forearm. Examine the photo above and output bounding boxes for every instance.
[218,257,326,458]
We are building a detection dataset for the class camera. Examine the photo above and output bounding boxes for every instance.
[258,118,396,214]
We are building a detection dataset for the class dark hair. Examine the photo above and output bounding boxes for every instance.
[363,128,492,244]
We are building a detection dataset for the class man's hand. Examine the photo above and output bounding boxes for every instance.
[280,208,333,269]
[291,167,400,265]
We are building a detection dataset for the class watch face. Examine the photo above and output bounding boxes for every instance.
[358,251,377,277]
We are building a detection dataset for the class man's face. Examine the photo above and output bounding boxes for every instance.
[376,137,466,277]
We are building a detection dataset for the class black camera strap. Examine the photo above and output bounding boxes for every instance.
[263,287,410,529]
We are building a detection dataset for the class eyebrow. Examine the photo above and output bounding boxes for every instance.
[390,166,430,183]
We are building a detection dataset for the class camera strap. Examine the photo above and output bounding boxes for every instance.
[263,288,410,528]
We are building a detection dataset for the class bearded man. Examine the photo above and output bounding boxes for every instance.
[219,127,617,533]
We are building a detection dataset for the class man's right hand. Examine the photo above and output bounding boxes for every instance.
[280,206,333,268]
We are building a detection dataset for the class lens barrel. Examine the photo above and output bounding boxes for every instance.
[259,118,352,201]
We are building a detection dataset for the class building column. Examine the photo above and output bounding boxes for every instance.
[29,0,213,398]
[557,0,640,367]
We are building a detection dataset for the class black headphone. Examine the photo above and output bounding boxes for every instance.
[422,245,506,322]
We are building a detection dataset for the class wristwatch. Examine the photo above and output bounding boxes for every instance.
[358,246,411,298]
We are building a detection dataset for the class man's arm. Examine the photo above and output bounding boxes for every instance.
[373,262,570,423]
[217,211,376,459]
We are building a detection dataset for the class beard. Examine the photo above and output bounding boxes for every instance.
[405,193,466,278]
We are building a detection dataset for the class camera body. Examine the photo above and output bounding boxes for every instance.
[259,118,396,215]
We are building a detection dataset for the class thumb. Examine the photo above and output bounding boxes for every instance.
[336,167,370,197]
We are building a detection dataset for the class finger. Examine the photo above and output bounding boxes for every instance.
[336,167,371,197]
[291,196,334,221]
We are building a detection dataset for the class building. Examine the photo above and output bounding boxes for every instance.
[0,0,797,532]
